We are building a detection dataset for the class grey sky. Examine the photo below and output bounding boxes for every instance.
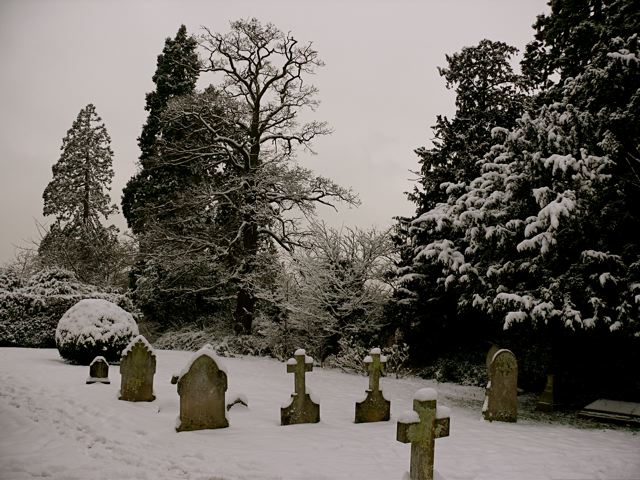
[0,0,547,264]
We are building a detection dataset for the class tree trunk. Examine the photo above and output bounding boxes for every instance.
[232,108,261,334]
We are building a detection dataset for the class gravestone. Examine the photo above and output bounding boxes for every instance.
[86,356,110,384]
[536,374,555,412]
[355,347,390,423]
[176,345,229,431]
[281,348,320,426]
[578,399,640,426]
[397,388,450,480]
[119,335,156,402]
[482,348,518,422]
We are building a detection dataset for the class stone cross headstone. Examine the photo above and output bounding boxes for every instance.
[397,388,450,480]
[536,374,555,412]
[482,348,518,422]
[176,345,229,431]
[119,335,156,402]
[355,347,390,423]
[86,356,110,384]
[281,348,320,425]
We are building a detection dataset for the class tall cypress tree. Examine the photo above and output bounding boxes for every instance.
[122,25,199,234]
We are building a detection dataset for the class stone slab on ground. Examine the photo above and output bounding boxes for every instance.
[578,399,640,425]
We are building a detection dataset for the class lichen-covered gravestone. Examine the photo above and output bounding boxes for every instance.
[482,348,518,422]
[86,356,110,384]
[355,347,390,423]
[175,345,229,432]
[397,388,450,480]
[281,348,320,426]
[119,335,156,402]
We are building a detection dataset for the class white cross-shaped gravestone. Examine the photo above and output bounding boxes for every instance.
[281,348,320,425]
[397,388,450,480]
[355,348,391,423]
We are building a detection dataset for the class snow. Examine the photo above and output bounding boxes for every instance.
[2,347,640,480]
[294,348,306,356]
[398,410,420,424]
[89,356,107,366]
[436,406,451,419]
[286,358,297,365]
[55,298,138,346]
[176,344,228,380]
[121,335,155,358]
[364,355,373,363]
[305,355,314,365]
[370,347,381,355]
[414,388,438,401]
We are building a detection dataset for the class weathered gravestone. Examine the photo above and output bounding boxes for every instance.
[397,388,450,480]
[355,347,391,423]
[536,374,555,412]
[281,348,320,426]
[86,356,110,384]
[482,348,518,422]
[175,345,229,432]
[119,335,156,402]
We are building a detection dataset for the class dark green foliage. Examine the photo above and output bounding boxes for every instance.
[39,104,128,287]
[0,268,134,348]
[391,39,529,361]
[122,25,199,235]
[390,0,640,401]
[43,104,116,225]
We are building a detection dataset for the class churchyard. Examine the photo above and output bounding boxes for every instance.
[1,346,639,480]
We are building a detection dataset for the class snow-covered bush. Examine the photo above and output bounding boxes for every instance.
[55,298,138,364]
[0,267,134,348]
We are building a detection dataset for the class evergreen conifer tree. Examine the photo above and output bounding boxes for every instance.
[122,25,199,234]
[40,104,126,286]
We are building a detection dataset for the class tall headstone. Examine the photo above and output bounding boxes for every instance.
[176,345,229,432]
[482,348,518,422]
[281,348,320,425]
[355,347,390,423]
[86,356,110,384]
[397,388,450,480]
[119,335,156,402]
[536,374,555,412]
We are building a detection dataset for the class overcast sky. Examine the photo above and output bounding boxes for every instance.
[0,0,548,264]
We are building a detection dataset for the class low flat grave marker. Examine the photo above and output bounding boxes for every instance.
[397,387,450,480]
[86,356,110,384]
[281,348,320,426]
[175,345,229,432]
[482,348,518,422]
[578,399,640,426]
[355,347,390,423]
[119,335,156,402]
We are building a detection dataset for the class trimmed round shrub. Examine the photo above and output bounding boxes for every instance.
[55,298,139,364]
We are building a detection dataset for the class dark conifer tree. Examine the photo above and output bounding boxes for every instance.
[40,104,125,286]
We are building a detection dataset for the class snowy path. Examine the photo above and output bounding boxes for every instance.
[1,348,639,480]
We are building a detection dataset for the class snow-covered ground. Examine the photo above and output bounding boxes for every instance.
[1,347,639,480]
